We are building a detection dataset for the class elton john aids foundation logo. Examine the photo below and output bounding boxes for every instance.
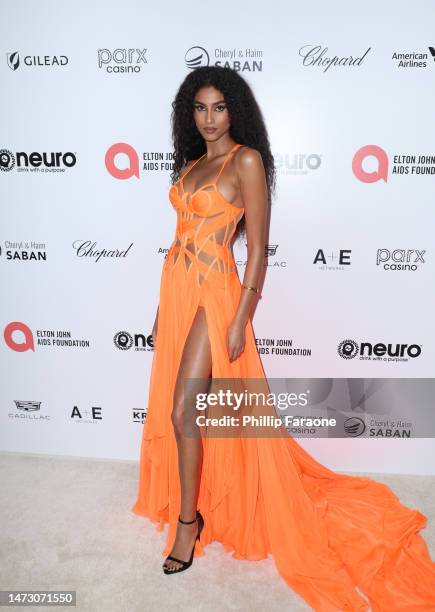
[352,145,388,183]
[352,145,434,181]
[4,322,35,352]
[105,142,139,179]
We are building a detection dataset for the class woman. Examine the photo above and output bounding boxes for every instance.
[132,66,435,610]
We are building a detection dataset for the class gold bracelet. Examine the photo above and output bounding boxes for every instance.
[242,283,260,293]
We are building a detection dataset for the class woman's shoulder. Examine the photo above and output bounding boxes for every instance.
[234,145,264,173]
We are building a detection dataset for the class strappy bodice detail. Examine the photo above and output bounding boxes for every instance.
[169,143,244,215]
[166,143,245,295]
[178,142,243,200]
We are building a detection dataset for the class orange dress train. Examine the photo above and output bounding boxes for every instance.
[131,143,435,611]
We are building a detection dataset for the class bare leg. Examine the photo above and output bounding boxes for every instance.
[163,306,212,572]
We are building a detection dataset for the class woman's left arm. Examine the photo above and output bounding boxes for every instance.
[227,147,268,362]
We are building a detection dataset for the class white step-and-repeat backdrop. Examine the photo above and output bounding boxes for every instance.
[1,1,434,473]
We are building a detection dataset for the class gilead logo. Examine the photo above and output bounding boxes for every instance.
[4,322,35,352]
[352,145,388,183]
[105,142,139,179]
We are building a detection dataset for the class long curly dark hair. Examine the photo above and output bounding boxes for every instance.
[170,65,276,243]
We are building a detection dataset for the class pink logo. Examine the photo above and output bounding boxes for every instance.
[4,321,35,352]
[105,142,139,179]
[352,145,388,183]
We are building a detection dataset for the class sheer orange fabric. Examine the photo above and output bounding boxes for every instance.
[131,143,435,611]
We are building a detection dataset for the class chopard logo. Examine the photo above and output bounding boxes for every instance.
[298,45,371,72]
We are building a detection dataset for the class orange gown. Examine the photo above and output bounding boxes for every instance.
[131,143,435,611]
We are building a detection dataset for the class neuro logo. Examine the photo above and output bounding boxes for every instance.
[105,143,139,179]
[0,149,16,171]
[338,339,359,359]
[113,330,154,351]
[276,152,322,175]
[185,46,209,70]
[0,149,76,172]
[344,417,366,437]
[7,51,19,71]
[114,331,134,350]
[4,321,35,352]
[352,145,388,183]
[338,338,421,361]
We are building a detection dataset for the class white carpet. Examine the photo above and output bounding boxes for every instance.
[1,451,434,612]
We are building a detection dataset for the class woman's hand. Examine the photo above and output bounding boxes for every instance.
[227,319,246,362]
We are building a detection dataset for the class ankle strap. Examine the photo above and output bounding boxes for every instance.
[178,512,198,524]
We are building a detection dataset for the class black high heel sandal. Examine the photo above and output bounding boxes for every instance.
[162,510,204,575]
